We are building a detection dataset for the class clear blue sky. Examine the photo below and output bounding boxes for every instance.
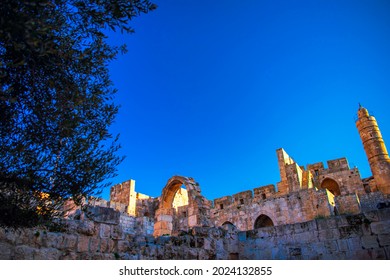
[103,0,390,201]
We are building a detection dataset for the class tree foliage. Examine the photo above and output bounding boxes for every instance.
[0,0,156,227]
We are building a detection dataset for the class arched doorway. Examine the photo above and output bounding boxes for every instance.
[222,221,236,231]
[153,176,210,237]
[254,214,274,229]
[320,178,341,196]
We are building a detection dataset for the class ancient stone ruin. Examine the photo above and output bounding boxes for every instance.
[1,105,389,259]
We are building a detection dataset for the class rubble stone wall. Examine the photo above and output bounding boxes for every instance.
[211,188,333,230]
[1,207,389,260]
[238,207,390,260]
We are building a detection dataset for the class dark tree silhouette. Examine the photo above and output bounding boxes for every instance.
[0,0,156,227]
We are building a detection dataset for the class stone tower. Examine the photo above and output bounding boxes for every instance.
[356,105,390,194]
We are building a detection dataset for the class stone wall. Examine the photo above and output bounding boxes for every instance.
[1,207,389,260]
[211,188,333,230]
[238,207,390,260]
[110,180,136,215]
[0,220,231,260]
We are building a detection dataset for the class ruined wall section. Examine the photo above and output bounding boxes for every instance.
[362,176,379,193]
[253,184,276,199]
[2,208,389,260]
[136,197,159,219]
[315,158,365,196]
[238,208,390,260]
[276,148,297,195]
[211,187,333,231]
[110,179,136,216]
[358,192,389,212]
[335,191,390,216]
[109,179,159,220]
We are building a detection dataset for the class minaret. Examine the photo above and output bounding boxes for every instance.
[356,105,390,194]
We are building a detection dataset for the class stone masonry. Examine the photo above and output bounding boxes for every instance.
[0,207,389,260]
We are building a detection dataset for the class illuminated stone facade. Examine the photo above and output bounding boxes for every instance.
[2,106,390,260]
[74,106,389,238]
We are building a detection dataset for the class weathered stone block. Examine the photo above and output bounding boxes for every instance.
[294,231,318,244]
[346,237,363,251]
[62,219,79,232]
[301,244,317,259]
[318,251,346,260]
[293,220,317,233]
[238,231,247,242]
[92,252,105,260]
[339,225,363,238]
[184,247,198,260]
[370,221,390,235]
[288,247,303,259]
[15,229,38,246]
[34,248,60,260]
[89,237,100,253]
[318,229,340,241]
[157,214,173,222]
[99,238,109,253]
[322,240,338,253]
[99,223,111,239]
[85,206,120,225]
[77,220,96,236]
[188,215,198,227]
[363,210,380,222]
[59,251,77,260]
[361,235,379,249]
[271,246,288,260]
[43,232,62,248]
[336,239,349,251]
[0,243,13,260]
[377,208,390,221]
[378,234,390,246]
[111,225,124,240]
[317,218,337,230]
[62,234,78,250]
[77,235,90,253]
[335,216,349,227]
[197,248,210,260]
[14,245,35,260]
[257,226,277,238]
[346,248,386,260]
[117,240,130,252]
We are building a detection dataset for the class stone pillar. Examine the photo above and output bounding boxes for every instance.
[127,179,136,216]
[153,208,174,237]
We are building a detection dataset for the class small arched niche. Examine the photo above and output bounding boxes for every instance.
[222,221,237,232]
[254,214,274,229]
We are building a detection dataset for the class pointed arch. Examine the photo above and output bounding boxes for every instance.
[254,214,274,229]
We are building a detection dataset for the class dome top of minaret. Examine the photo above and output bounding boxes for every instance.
[357,103,369,119]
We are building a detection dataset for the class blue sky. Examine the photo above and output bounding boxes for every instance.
[103,0,390,201]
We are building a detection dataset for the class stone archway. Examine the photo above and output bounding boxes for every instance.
[153,176,210,237]
[320,178,341,196]
[254,214,274,229]
[221,221,236,232]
